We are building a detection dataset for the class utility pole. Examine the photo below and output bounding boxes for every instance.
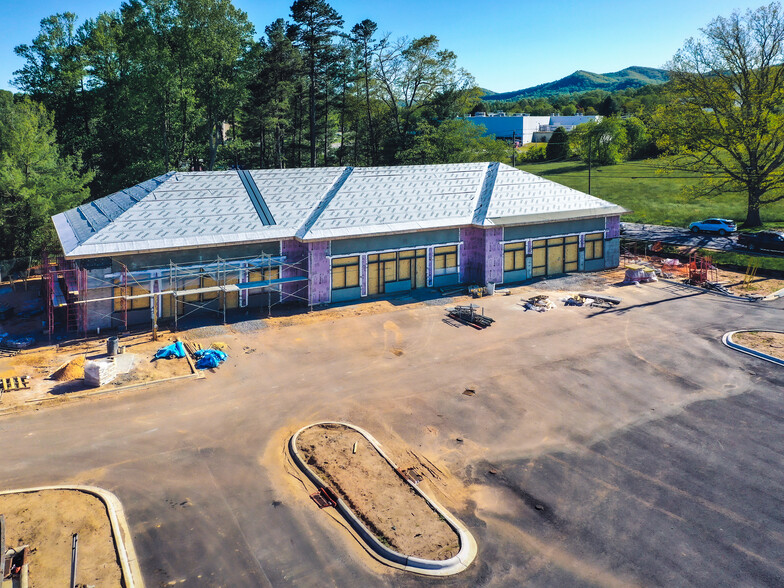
[511,131,516,167]
[587,138,592,195]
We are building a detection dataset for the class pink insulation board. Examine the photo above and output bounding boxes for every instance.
[308,241,331,305]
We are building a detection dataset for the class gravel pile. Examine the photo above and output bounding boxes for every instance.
[231,319,268,334]
[186,325,229,339]
[529,274,610,292]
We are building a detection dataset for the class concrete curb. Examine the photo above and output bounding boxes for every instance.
[17,370,205,410]
[722,330,784,367]
[289,422,477,576]
[0,485,144,588]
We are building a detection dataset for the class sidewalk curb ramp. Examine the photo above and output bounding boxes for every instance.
[289,421,478,576]
[0,485,144,588]
[722,330,784,367]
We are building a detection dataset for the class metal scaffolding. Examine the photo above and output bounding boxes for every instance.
[42,254,88,339]
[66,249,312,335]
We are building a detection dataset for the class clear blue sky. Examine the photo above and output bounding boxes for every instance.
[0,0,767,94]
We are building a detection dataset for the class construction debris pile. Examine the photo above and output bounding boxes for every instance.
[623,264,658,284]
[0,336,34,350]
[523,295,556,312]
[154,341,187,360]
[194,348,228,369]
[154,337,228,369]
[523,292,622,311]
[621,249,753,296]
[446,304,494,329]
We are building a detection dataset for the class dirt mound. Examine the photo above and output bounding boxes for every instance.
[51,356,85,381]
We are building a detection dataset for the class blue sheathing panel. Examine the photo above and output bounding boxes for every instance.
[584,258,605,272]
[433,274,460,288]
[503,269,527,284]
[504,218,605,241]
[384,280,411,294]
[604,238,620,268]
[331,229,460,255]
[331,286,362,302]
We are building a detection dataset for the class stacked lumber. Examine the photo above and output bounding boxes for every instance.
[178,338,202,358]
[446,305,494,329]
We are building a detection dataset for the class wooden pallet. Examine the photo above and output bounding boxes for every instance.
[1,376,30,391]
[0,347,20,358]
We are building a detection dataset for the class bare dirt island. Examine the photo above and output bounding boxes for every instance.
[0,489,122,587]
[733,331,784,360]
[296,423,460,561]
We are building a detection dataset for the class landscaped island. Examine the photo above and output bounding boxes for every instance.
[732,331,784,361]
[295,423,461,561]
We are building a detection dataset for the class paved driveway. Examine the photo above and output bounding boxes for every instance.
[0,280,782,587]
[622,222,743,253]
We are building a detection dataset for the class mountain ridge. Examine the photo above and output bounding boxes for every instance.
[484,66,669,101]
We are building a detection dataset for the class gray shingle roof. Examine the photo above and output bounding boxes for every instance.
[52,163,627,258]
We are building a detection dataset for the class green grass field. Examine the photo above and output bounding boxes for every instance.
[518,158,784,230]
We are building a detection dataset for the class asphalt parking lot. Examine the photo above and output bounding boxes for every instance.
[621,222,768,255]
[0,277,782,587]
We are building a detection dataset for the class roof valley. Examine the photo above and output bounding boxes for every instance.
[471,162,499,226]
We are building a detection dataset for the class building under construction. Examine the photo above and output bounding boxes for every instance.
[50,162,627,335]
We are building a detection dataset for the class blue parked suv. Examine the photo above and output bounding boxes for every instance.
[688,218,737,236]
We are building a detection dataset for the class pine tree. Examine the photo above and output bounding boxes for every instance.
[290,0,343,167]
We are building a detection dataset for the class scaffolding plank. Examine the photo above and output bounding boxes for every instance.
[52,282,68,307]
[236,276,308,290]
[173,286,229,297]
[63,271,79,295]
[102,256,287,280]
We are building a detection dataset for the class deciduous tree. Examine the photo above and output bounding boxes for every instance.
[655,2,784,227]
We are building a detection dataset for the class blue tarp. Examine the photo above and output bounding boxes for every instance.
[194,348,227,369]
[154,341,186,359]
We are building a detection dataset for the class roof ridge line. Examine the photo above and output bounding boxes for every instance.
[470,162,500,225]
[296,167,353,240]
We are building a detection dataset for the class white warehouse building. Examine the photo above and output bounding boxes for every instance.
[462,113,601,144]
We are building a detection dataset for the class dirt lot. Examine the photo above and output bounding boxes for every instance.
[296,423,460,560]
[715,269,784,296]
[0,332,194,410]
[0,490,122,587]
[0,273,782,586]
[733,331,784,360]
[618,252,784,296]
